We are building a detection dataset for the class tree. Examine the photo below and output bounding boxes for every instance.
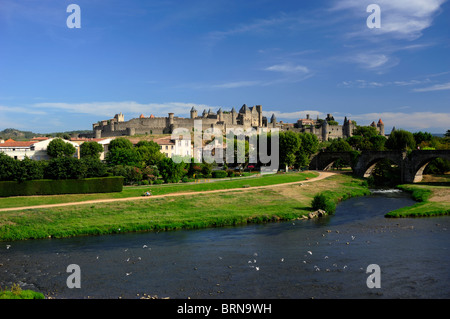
[445,130,450,138]
[385,129,416,150]
[47,138,76,158]
[413,131,433,146]
[279,131,301,169]
[16,156,46,182]
[109,137,133,151]
[0,153,18,181]
[296,133,319,167]
[157,157,186,183]
[135,140,165,165]
[353,126,378,138]
[80,141,103,158]
[326,139,352,152]
[80,156,107,178]
[44,157,84,180]
[106,147,142,167]
[369,135,386,151]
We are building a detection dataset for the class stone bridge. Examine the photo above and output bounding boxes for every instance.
[309,150,450,183]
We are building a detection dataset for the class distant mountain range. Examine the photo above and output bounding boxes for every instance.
[0,128,92,141]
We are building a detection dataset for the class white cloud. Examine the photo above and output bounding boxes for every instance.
[350,53,398,70]
[332,0,446,40]
[263,110,324,120]
[211,81,262,89]
[265,63,310,74]
[33,101,220,118]
[413,82,450,92]
[0,105,47,115]
[339,78,433,88]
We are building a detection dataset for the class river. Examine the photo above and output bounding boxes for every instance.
[0,190,449,299]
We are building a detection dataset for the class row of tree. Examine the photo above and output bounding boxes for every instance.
[1,127,448,184]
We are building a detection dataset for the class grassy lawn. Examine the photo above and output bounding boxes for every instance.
[386,183,450,218]
[0,172,318,209]
[0,173,370,241]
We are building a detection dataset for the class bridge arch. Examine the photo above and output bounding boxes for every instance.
[406,151,450,183]
[309,151,355,171]
[352,151,404,179]
[361,156,403,178]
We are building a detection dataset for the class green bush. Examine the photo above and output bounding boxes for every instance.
[0,177,124,197]
[212,170,228,178]
[311,193,336,214]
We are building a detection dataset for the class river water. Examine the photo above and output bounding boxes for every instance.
[0,191,449,299]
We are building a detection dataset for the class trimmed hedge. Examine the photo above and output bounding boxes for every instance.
[0,176,124,197]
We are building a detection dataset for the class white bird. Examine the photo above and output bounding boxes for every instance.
[351,236,355,240]
[126,272,132,276]
[255,267,260,271]
[281,258,284,262]
[307,251,312,255]
[6,245,11,249]
[324,256,328,259]
[143,245,148,248]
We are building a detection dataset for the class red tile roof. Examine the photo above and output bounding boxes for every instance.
[0,141,36,148]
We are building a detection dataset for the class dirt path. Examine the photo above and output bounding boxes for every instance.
[0,171,336,212]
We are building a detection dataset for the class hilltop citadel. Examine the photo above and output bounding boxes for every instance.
[84,104,385,141]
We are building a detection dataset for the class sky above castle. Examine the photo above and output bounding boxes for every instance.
[0,0,449,134]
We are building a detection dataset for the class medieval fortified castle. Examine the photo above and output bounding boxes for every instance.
[84,104,385,141]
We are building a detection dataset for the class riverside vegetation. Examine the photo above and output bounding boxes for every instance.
[0,172,372,241]
[386,182,450,218]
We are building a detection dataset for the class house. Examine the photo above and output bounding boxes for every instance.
[0,138,80,160]
[153,136,193,159]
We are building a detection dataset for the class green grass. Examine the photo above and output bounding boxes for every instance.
[385,184,450,218]
[0,284,45,299]
[0,173,370,241]
[0,172,318,210]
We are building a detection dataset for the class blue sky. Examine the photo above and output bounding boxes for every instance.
[0,0,449,134]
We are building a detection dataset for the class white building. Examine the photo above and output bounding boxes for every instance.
[0,138,80,160]
[153,136,193,159]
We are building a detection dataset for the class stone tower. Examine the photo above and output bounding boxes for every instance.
[322,119,329,141]
[218,108,224,122]
[190,106,198,119]
[231,107,237,125]
[377,119,385,136]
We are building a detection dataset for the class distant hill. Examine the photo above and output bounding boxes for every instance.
[0,128,40,140]
[0,128,92,141]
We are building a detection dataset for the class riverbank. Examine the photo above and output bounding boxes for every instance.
[385,183,450,218]
[0,171,319,211]
[0,172,370,241]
